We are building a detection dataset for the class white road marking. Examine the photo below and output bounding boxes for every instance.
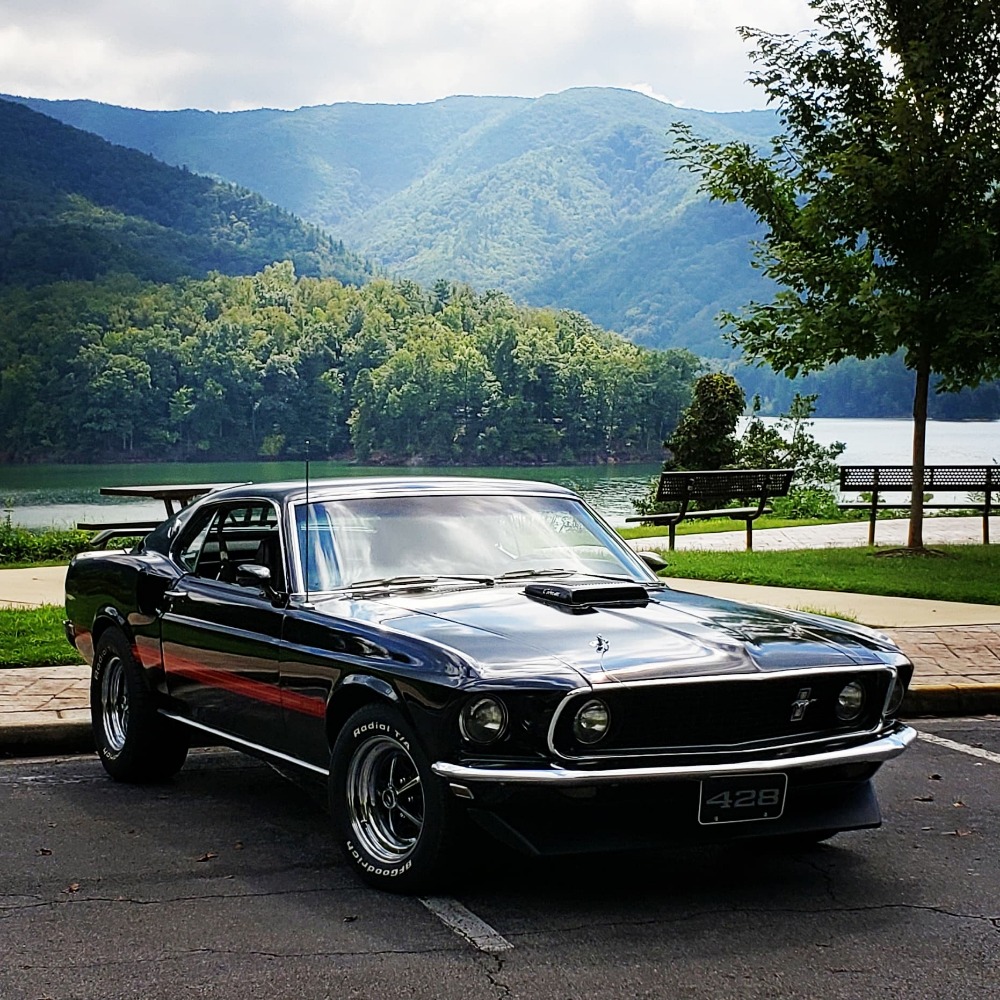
[419,896,513,954]
[917,730,1000,765]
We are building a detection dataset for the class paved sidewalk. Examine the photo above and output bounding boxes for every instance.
[0,664,91,753]
[0,565,67,609]
[629,514,992,551]
[1,517,998,752]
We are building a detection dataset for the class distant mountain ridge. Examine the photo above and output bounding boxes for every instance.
[9,88,777,356]
[0,98,371,287]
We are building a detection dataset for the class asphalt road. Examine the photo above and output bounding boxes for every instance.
[3,720,999,1000]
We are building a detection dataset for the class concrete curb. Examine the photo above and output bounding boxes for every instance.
[0,721,94,757]
[902,685,1000,718]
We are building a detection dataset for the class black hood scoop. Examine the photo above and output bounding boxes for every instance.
[524,580,649,612]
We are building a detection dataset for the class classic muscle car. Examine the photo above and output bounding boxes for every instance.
[64,477,915,891]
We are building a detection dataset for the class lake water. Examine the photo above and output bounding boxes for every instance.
[778,417,1000,467]
[2,418,997,529]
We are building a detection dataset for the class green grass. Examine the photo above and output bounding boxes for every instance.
[656,545,1000,605]
[0,604,84,668]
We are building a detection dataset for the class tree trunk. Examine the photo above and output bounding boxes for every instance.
[907,354,931,549]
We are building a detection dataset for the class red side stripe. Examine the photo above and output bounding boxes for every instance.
[164,653,326,719]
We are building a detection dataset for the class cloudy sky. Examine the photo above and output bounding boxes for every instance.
[0,0,818,113]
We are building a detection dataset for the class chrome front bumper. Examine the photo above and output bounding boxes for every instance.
[432,725,916,787]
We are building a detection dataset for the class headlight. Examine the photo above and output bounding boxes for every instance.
[836,680,865,721]
[885,675,906,716]
[460,697,507,744]
[573,699,611,744]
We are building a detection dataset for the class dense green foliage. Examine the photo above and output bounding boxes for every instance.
[7,89,999,419]
[8,90,777,357]
[670,0,1000,547]
[662,373,746,472]
[633,375,845,517]
[0,513,90,564]
[739,395,845,489]
[0,263,700,464]
[0,98,371,287]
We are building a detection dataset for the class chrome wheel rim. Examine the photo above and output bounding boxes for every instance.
[100,653,128,752]
[346,734,424,865]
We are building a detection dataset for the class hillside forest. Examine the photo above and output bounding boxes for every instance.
[2,91,998,449]
[0,263,700,464]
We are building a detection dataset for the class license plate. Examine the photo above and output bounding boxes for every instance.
[698,773,788,825]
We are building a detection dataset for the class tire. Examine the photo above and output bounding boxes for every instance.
[329,704,455,893]
[90,628,188,783]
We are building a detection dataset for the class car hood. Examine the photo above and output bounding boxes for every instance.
[339,581,894,686]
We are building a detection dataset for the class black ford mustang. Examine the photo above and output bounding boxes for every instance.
[64,477,915,892]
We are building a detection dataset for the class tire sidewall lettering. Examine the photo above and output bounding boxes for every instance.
[351,720,410,751]
[345,839,412,878]
[93,644,125,759]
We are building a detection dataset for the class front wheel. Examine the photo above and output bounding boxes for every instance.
[329,704,455,893]
[91,628,188,783]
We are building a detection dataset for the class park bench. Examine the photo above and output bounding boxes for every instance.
[838,465,999,545]
[625,468,794,551]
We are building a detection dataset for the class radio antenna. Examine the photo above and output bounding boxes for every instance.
[303,438,312,607]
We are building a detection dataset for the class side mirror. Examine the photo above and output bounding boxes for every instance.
[235,563,272,589]
[639,551,668,572]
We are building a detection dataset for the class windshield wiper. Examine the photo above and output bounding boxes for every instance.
[345,574,494,592]
[347,575,439,589]
[494,568,576,581]
[495,568,660,586]
[570,570,652,583]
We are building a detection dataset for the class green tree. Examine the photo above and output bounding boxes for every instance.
[632,372,745,517]
[670,0,1000,549]
[737,393,845,489]
[663,372,745,471]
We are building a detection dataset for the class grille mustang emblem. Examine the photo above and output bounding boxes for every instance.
[790,687,817,722]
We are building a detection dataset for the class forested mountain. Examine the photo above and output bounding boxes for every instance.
[10,88,776,356]
[4,89,998,421]
[0,264,699,464]
[0,98,371,287]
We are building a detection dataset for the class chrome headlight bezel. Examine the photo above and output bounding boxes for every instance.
[836,680,866,721]
[885,674,906,716]
[460,696,508,745]
[572,698,611,745]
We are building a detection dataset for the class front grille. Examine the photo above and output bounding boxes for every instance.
[550,668,894,759]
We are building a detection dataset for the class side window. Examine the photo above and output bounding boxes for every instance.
[177,509,219,574]
[175,502,282,586]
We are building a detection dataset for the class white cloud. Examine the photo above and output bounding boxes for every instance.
[623,83,683,107]
[0,0,818,111]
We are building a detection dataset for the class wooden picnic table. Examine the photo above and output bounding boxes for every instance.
[78,483,243,547]
[97,483,243,517]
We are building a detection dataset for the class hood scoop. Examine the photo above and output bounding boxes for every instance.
[524,580,648,613]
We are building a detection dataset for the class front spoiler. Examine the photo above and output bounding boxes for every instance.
[432,725,916,787]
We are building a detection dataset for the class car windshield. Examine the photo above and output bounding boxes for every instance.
[291,493,646,592]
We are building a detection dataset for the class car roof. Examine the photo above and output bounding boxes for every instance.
[202,475,578,506]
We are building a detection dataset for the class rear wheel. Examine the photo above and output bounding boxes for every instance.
[91,628,188,782]
[329,704,456,893]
